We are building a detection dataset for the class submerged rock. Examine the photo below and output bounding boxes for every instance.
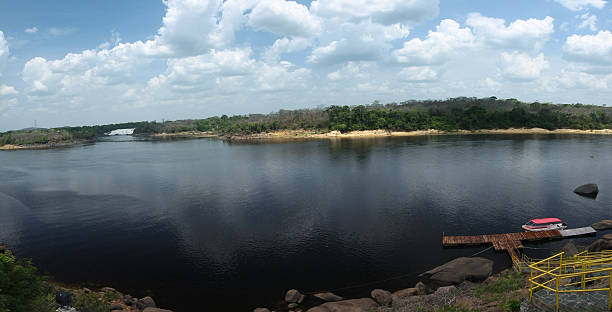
[305,298,377,312]
[561,240,578,256]
[253,308,271,312]
[370,289,392,306]
[592,220,612,230]
[314,292,343,302]
[574,183,599,198]
[588,234,612,252]
[419,257,493,290]
[143,308,173,312]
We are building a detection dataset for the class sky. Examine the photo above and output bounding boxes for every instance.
[0,0,611,131]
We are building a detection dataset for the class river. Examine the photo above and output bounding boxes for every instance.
[0,134,611,310]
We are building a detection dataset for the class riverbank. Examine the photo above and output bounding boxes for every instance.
[0,139,93,151]
[204,128,612,141]
[3,128,612,150]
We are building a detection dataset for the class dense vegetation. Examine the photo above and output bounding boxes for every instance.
[0,250,55,312]
[133,97,612,136]
[0,122,145,147]
[2,97,612,146]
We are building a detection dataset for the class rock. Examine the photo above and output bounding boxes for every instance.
[593,220,612,230]
[0,245,5,253]
[101,287,116,292]
[370,289,392,306]
[314,292,343,302]
[288,303,298,308]
[305,298,377,312]
[285,289,304,303]
[415,281,427,295]
[391,287,418,301]
[435,285,456,295]
[561,240,579,256]
[253,308,271,312]
[588,238,612,252]
[574,183,599,198]
[143,309,173,312]
[110,302,124,310]
[604,234,612,240]
[83,288,91,293]
[123,295,134,305]
[56,289,71,306]
[419,257,493,289]
[137,296,156,309]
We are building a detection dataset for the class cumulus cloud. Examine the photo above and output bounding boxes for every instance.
[499,52,549,81]
[564,30,612,64]
[0,85,18,96]
[0,30,8,74]
[553,0,607,11]
[466,13,554,51]
[555,70,609,89]
[248,0,321,37]
[310,0,439,25]
[261,37,311,62]
[392,19,474,65]
[397,66,438,82]
[25,27,38,34]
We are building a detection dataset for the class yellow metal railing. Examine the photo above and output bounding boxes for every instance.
[527,251,612,311]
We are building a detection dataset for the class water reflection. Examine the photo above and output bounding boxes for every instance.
[0,135,611,310]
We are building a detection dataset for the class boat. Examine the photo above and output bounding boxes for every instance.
[522,218,568,231]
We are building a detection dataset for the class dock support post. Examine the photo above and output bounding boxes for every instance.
[529,266,533,302]
[556,276,560,312]
[609,270,612,311]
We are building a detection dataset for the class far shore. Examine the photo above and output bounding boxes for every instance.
[2,128,612,150]
[178,128,612,141]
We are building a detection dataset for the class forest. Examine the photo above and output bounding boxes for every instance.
[1,97,611,146]
[133,97,612,135]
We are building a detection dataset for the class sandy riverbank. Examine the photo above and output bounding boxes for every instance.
[224,128,612,141]
[0,140,93,151]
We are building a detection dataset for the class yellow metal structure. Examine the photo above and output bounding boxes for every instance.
[525,250,612,311]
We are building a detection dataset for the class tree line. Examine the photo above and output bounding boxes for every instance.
[2,97,611,146]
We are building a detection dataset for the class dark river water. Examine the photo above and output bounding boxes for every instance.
[1,135,611,311]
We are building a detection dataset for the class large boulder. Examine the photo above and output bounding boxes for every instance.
[285,289,305,304]
[137,296,156,309]
[419,257,493,289]
[592,220,612,230]
[370,289,391,306]
[574,183,599,198]
[561,240,579,256]
[588,235,612,252]
[305,298,377,312]
[314,292,343,302]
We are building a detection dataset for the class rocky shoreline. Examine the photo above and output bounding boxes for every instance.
[54,286,173,312]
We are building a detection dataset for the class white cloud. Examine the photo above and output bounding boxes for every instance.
[397,66,438,82]
[0,85,18,96]
[248,0,321,37]
[578,13,598,31]
[47,27,77,37]
[0,30,8,75]
[553,0,606,11]
[327,62,373,81]
[310,0,439,25]
[564,30,612,64]
[25,27,38,34]
[466,13,554,51]
[499,52,549,81]
[262,37,311,62]
[308,38,381,64]
[157,0,225,55]
[555,70,609,89]
[392,19,474,65]
[256,61,311,92]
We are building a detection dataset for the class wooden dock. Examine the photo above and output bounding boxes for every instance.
[442,227,596,263]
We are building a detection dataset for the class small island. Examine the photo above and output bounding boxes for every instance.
[2,97,612,150]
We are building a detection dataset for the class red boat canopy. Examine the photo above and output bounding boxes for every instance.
[530,218,562,224]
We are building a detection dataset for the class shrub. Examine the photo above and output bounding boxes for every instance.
[0,250,54,312]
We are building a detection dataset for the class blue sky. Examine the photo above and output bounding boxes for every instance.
[0,0,611,131]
